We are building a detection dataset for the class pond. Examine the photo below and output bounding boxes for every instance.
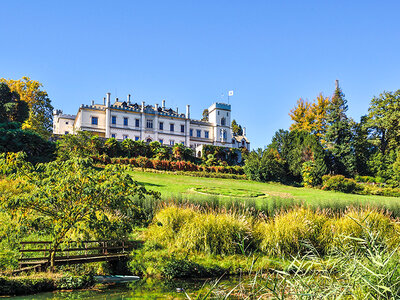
[11,277,242,299]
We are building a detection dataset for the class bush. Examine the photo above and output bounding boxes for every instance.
[322,175,362,193]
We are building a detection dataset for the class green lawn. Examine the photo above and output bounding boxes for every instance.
[129,170,400,210]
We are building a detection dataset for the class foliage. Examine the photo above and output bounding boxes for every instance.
[289,94,330,141]
[301,160,319,187]
[1,77,53,138]
[325,82,356,176]
[321,174,362,193]
[0,273,94,296]
[0,83,29,123]
[201,109,209,121]
[243,148,286,183]
[56,131,102,160]
[0,125,55,163]
[231,119,243,136]
[1,157,158,267]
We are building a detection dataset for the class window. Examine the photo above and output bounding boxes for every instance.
[123,135,128,140]
[223,131,227,140]
[170,124,174,132]
[91,117,98,125]
[227,112,229,116]
[146,138,152,143]
[135,136,139,141]
[221,117,226,126]
[111,134,116,138]
[124,117,128,126]
[65,131,69,134]
[205,131,209,139]
[159,139,163,144]
[181,141,185,145]
[170,140,175,146]
[196,129,201,138]
[218,111,220,115]
[180,125,185,133]
[159,122,164,130]
[112,116,116,125]
[190,129,193,136]
[135,119,140,127]
[65,122,69,125]
[147,120,153,129]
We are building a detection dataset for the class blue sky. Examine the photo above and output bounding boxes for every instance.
[1,1,400,149]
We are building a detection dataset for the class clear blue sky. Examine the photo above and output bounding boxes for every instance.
[1,1,400,149]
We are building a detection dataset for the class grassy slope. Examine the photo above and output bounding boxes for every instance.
[129,170,400,208]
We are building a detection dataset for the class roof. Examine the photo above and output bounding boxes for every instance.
[233,135,250,143]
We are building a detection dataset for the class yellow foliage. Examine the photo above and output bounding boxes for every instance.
[289,94,331,141]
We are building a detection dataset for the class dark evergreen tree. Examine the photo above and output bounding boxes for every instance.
[325,80,355,176]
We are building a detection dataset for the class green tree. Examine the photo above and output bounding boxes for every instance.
[243,148,287,182]
[0,83,29,123]
[0,77,53,138]
[365,90,400,179]
[1,157,158,269]
[56,131,103,160]
[231,119,243,136]
[325,81,355,176]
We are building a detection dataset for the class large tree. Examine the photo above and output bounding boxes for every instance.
[231,119,243,136]
[0,77,53,138]
[325,81,355,176]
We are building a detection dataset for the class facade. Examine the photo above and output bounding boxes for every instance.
[53,93,250,153]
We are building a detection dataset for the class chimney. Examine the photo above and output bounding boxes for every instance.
[243,127,246,136]
[155,103,159,111]
[91,100,94,106]
[103,97,106,106]
[162,99,166,109]
[115,97,118,103]
[335,79,339,90]
[127,94,131,105]
[141,101,145,112]
[186,105,190,119]
[106,93,111,107]
[176,107,179,114]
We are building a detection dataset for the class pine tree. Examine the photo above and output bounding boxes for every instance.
[325,80,355,176]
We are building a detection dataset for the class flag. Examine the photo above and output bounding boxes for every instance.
[228,90,234,96]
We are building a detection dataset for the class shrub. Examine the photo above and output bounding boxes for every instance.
[322,175,362,193]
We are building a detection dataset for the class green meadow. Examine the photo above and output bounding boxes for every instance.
[130,170,400,213]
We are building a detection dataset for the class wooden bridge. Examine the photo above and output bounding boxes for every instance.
[18,240,141,272]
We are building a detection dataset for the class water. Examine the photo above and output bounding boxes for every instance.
[11,277,239,299]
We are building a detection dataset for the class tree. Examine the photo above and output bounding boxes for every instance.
[1,157,159,269]
[0,83,29,123]
[365,90,400,158]
[325,81,355,176]
[289,94,330,141]
[56,131,103,160]
[243,148,287,182]
[231,119,243,136]
[201,109,209,121]
[0,77,53,138]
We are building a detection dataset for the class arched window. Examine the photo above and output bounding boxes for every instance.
[146,138,152,143]
[221,117,226,126]
[197,151,201,157]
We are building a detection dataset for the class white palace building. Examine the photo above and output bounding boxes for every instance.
[53,92,250,154]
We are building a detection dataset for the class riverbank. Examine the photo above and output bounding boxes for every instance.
[0,273,94,296]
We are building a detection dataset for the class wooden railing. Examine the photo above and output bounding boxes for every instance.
[18,240,142,270]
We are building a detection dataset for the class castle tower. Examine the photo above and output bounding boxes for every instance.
[208,103,232,145]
